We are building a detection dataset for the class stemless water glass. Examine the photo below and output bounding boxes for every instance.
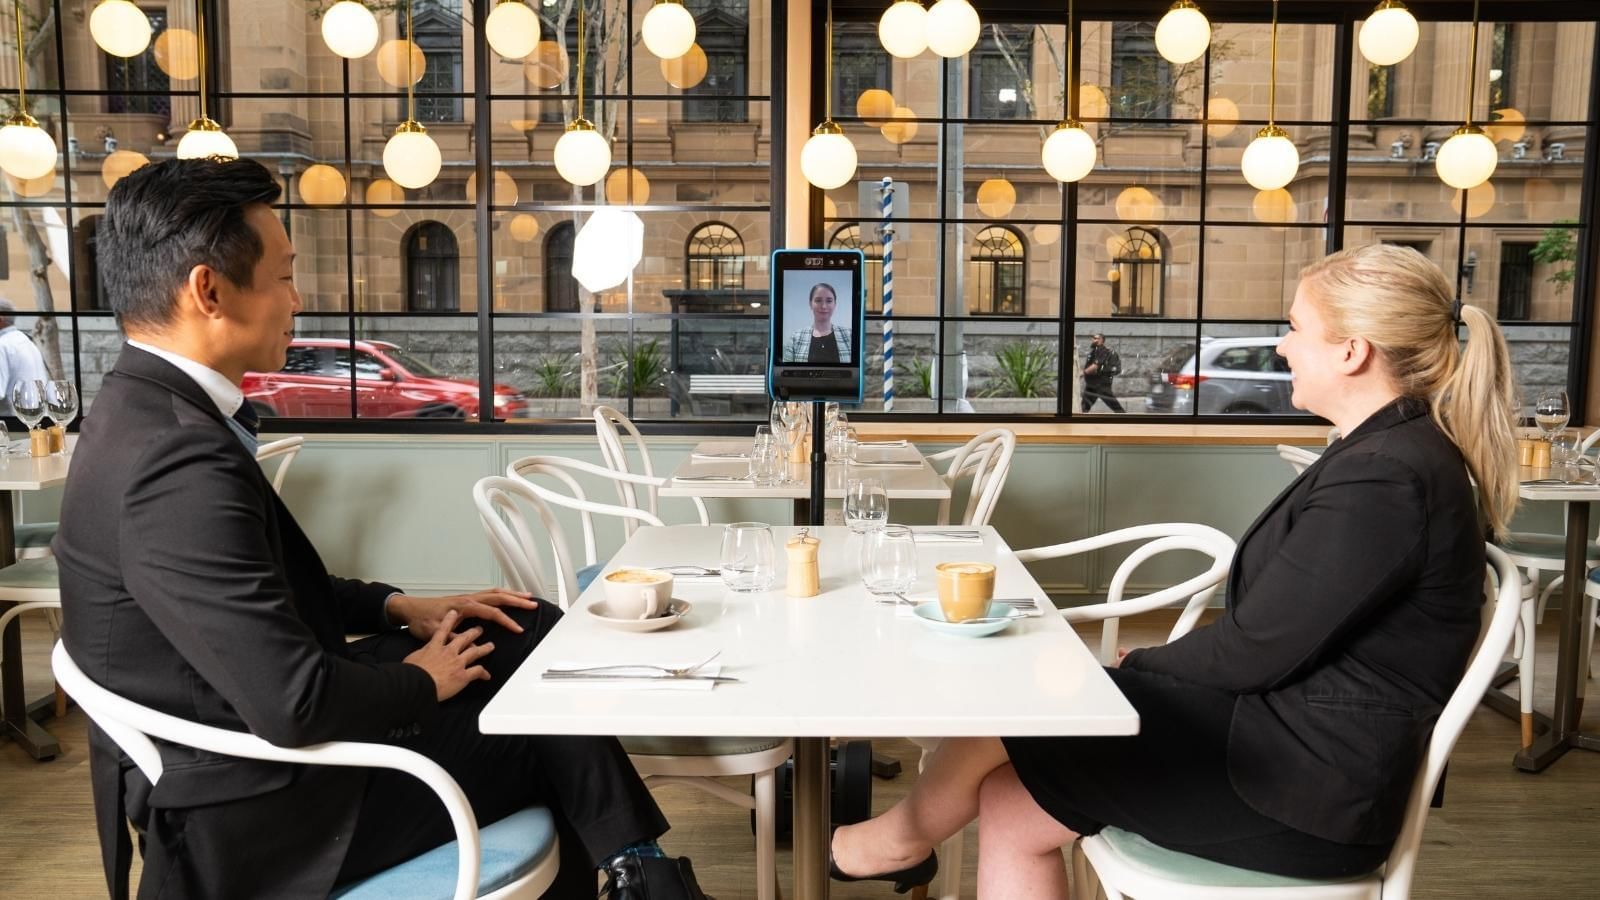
[46,380,78,454]
[860,524,917,595]
[749,434,783,486]
[11,379,46,434]
[844,477,889,533]
[1550,429,1583,481]
[720,522,777,592]
[1534,389,1571,439]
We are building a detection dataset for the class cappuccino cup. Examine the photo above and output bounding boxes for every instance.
[601,569,674,619]
[935,562,996,623]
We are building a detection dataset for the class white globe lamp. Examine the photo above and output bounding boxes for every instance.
[878,0,928,59]
[925,0,980,59]
[1358,1,1419,66]
[485,1,541,60]
[90,0,153,58]
[1436,126,1498,190]
[321,1,380,60]
[642,0,696,60]
[554,120,612,186]
[382,121,442,189]
[800,123,857,191]
[572,208,645,293]
[1042,121,1096,183]
[175,118,238,160]
[0,116,56,180]
[1241,125,1299,191]
[1155,0,1211,65]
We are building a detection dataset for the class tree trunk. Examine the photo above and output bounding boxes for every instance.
[7,203,65,380]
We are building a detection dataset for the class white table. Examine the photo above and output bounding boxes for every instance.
[0,448,71,761]
[1512,471,1600,772]
[480,524,1138,899]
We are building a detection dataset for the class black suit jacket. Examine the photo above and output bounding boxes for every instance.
[1122,397,1484,845]
[56,346,438,899]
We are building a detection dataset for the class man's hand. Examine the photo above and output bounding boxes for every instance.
[1114,647,1131,667]
[388,588,538,640]
[403,611,495,701]
[1084,363,1099,376]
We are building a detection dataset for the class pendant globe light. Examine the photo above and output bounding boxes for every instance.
[553,0,611,186]
[642,0,696,60]
[322,1,379,59]
[174,0,237,159]
[90,0,153,58]
[878,0,927,59]
[925,0,980,59]
[1042,0,1095,183]
[1240,1,1298,191]
[382,0,441,188]
[1436,0,1496,190]
[1357,1,1419,66]
[485,0,540,60]
[0,0,55,180]
[800,0,857,190]
[1155,1,1210,65]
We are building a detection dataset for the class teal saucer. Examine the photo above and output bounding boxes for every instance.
[910,600,1017,638]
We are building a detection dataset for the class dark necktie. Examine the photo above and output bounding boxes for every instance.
[232,402,259,437]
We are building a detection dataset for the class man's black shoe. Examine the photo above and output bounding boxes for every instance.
[598,853,710,900]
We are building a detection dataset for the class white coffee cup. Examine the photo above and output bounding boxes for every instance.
[601,569,674,619]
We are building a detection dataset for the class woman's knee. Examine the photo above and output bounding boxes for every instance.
[977,765,1075,852]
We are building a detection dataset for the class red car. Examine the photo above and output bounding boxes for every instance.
[243,339,528,419]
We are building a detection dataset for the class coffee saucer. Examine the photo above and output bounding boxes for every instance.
[910,601,1016,638]
[587,598,691,632]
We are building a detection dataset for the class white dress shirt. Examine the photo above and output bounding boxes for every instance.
[126,339,245,421]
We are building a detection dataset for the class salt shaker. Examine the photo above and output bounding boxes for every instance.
[785,530,820,598]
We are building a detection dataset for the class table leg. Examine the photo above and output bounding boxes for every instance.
[793,737,831,900]
[0,491,59,760]
[1514,501,1598,772]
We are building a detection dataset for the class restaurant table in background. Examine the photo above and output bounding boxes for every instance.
[0,446,71,761]
[479,524,1138,900]
[1513,469,1600,772]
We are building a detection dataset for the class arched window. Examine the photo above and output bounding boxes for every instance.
[403,221,460,311]
[544,221,578,312]
[968,225,1026,315]
[686,222,744,290]
[73,215,108,311]
[1111,226,1166,317]
[829,225,884,313]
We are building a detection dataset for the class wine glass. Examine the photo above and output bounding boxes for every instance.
[46,380,78,454]
[11,379,46,435]
[1534,389,1570,440]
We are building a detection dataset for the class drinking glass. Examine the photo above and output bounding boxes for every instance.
[46,380,78,454]
[860,525,917,595]
[845,477,889,533]
[748,434,783,486]
[1534,389,1571,439]
[1550,429,1582,481]
[11,379,46,434]
[720,522,777,592]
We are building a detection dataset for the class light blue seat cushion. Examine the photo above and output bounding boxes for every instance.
[333,806,555,900]
[622,735,788,757]
[1588,568,1600,586]
[1095,827,1374,889]
[14,522,57,549]
[575,563,606,593]
[1497,532,1600,562]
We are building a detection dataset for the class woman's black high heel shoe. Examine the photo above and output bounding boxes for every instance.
[827,826,938,895]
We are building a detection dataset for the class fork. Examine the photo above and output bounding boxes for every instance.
[545,650,722,678]
[651,565,721,577]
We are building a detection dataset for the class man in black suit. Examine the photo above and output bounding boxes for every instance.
[56,158,704,899]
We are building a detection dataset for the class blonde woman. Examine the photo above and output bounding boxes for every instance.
[828,244,1519,897]
[782,283,853,364]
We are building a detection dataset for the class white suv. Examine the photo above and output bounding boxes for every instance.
[1144,336,1298,416]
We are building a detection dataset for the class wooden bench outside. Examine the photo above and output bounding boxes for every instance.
[688,374,767,394]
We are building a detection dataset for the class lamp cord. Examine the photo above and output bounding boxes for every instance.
[577,0,586,120]
[823,0,832,122]
[1064,0,1073,120]
[1465,0,1479,126]
[406,0,415,121]
[12,0,25,115]
[1268,0,1277,126]
[196,0,208,121]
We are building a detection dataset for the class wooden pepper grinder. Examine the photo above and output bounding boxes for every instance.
[28,428,49,458]
[47,424,65,454]
[786,529,820,598]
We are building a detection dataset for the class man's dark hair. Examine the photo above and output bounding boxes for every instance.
[97,157,282,331]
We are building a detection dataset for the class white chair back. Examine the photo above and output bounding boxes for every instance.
[472,476,579,607]
[593,406,657,524]
[52,642,495,900]
[927,428,1016,526]
[1275,444,1320,476]
[1016,523,1235,664]
[255,436,304,494]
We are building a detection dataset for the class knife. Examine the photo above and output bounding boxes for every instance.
[541,672,742,683]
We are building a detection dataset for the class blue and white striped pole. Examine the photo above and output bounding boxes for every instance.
[880,177,895,411]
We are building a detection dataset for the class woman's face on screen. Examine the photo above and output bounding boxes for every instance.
[810,285,836,325]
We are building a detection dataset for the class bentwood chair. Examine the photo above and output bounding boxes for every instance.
[473,475,788,900]
[1276,444,1322,476]
[914,523,1235,900]
[52,641,560,900]
[593,405,709,535]
[1069,543,1522,900]
[924,428,1016,527]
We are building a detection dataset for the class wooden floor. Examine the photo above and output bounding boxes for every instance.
[3,613,1596,899]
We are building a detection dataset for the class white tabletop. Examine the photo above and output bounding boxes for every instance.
[1518,467,1600,503]
[479,525,1138,740]
[0,444,71,491]
[657,440,952,501]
